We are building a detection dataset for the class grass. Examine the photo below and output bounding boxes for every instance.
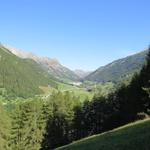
[56,119,150,150]
[57,82,79,91]
[40,82,94,102]
[58,82,94,102]
[70,89,94,102]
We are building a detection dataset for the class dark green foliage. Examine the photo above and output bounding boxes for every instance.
[121,48,150,115]
[10,99,47,150]
[0,91,80,150]
[85,50,148,83]
[41,91,79,150]
[0,46,58,98]
[0,103,11,150]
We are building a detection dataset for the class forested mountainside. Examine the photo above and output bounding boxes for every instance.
[0,45,58,98]
[4,44,79,81]
[85,50,148,83]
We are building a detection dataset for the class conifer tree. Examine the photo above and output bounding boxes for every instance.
[0,103,11,150]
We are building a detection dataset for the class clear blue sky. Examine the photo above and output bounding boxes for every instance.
[1,0,150,70]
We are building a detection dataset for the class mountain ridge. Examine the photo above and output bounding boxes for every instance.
[85,49,148,83]
[3,44,79,81]
[2,43,148,84]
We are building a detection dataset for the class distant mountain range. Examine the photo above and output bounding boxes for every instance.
[85,50,148,83]
[4,44,79,81]
[0,43,148,98]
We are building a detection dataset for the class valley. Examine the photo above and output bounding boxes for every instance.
[1,1,150,149]
[0,43,147,100]
[0,43,150,150]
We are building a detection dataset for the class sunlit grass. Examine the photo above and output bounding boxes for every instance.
[57,119,150,150]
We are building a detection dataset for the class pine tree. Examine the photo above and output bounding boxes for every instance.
[10,99,47,150]
[10,103,26,150]
[41,91,76,149]
[0,103,11,150]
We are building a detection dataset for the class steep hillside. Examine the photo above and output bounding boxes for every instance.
[0,45,58,98]
[57,119,150,150]
[38,57,79,81]
[4,44,79,81]
[85,50,148,83]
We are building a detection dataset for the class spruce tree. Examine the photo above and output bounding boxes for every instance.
[0,103,11,150]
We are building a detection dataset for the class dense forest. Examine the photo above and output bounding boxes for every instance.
[0,45,58,98]
[0,48,150,150]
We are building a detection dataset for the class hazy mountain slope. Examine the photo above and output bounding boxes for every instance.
[85,50,148,83]
[4,45,79,81]
[57,119,150,150]
[74,69,92,78]
[0,45,58,98]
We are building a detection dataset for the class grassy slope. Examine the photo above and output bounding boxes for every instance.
[57,119,150,150]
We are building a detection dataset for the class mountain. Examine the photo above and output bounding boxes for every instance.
[0,44,58,98]
[4,45,79,81]
[38,57,79,81]
[74,69,92,78]
[57,119,150,150]
[85,50,148,83]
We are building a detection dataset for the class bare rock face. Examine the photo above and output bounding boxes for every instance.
[3,44,41,62]
[39,57,61,67]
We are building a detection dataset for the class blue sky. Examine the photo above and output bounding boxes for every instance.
[1,0,150,70]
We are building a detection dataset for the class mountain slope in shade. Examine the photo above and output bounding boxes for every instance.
[4,44,79,81]
[0,44,58,98]
[74,69,92,78]
[85,50,148,83]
